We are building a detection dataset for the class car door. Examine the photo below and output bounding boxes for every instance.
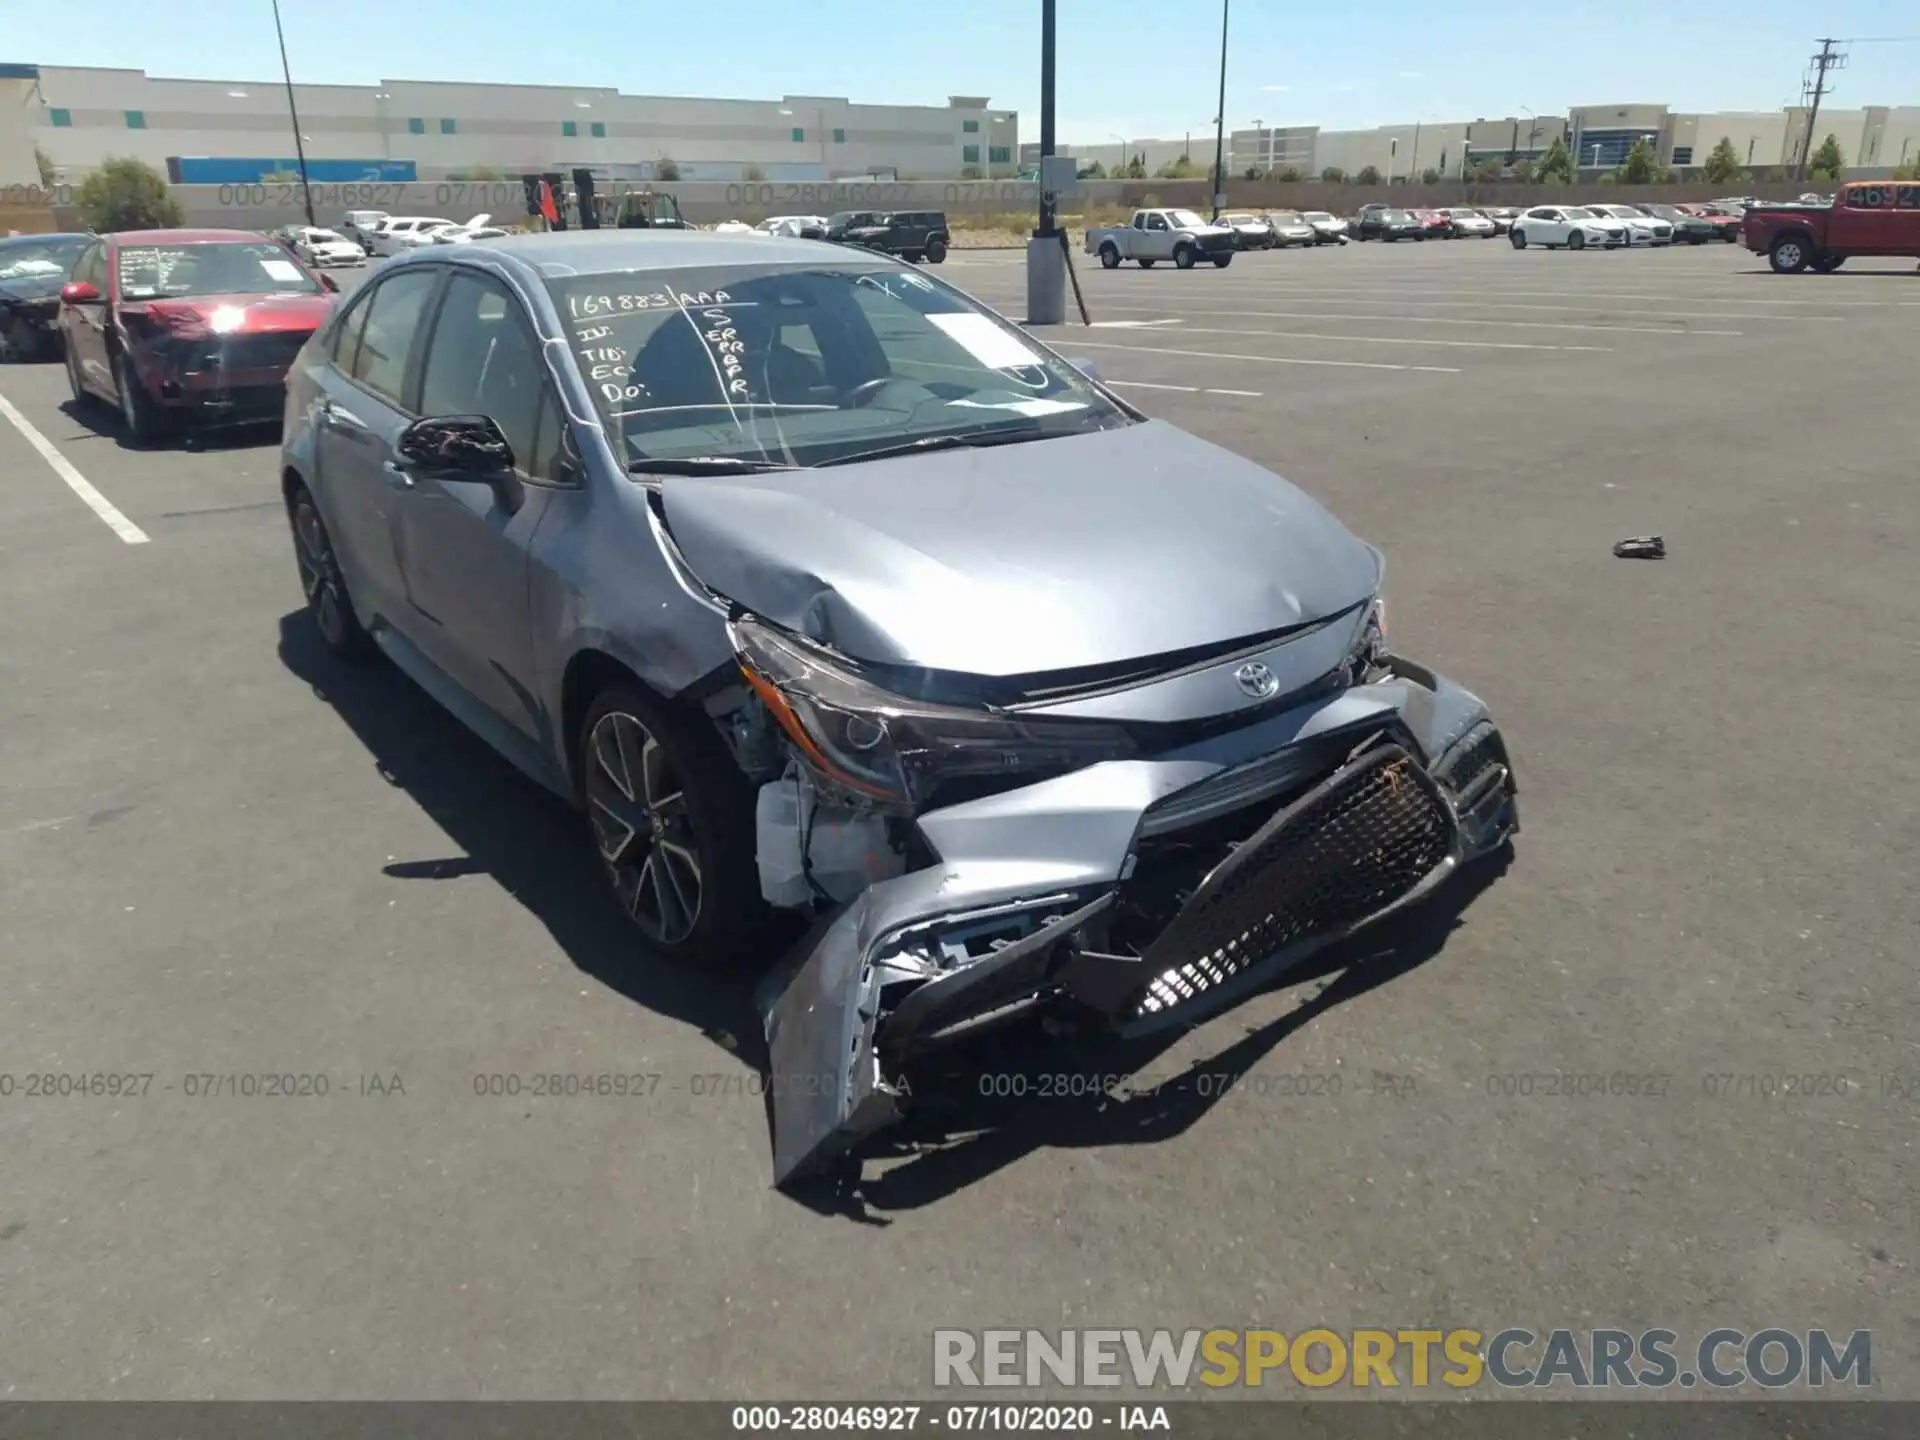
[1529,207,1567,244]
[1142,212,1173,259]
[387,267,563,735]
[1828,184,1910,255]
[63,240,112,391]
[312,265,444,625]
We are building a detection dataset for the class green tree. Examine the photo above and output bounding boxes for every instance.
[1156,154,1201,179]
[1123,153,1147,179]
[75,156,182,232]
[1470,160,1501,183]
[1534,135,1574,184]
[1618,136,1658,184]
[1806,133,1845,182]
[1319,166,1346,183]
[1700,136,1747,186]
[34,146,55,189]
[1893,159,1920,181]
[1420,167,1441,184]
[1355,165,1381,185]
[1274,165,1303,182]
[654,155,681,181]
[464,163,502,180]
[1078,160,1107,179]
[1242,166,1264,180]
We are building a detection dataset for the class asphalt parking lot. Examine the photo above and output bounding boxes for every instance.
[1,236,1916,1401]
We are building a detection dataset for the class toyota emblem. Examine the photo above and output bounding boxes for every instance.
[1234,661,1280,699]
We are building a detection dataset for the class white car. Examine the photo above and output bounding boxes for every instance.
[1508,204,1628,251]
[289,226,365,266]
[369,217,457,255]
[1439,207,1497,237]
[711,220,757,234]
[432,226,510,244]
[754,214,829,238]
[1584,202,1673,246]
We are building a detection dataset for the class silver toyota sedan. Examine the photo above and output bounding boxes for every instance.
[278,231,1519,1187]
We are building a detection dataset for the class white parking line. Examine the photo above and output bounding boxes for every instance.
[1164,325,1611,352]
[1076,303,1743,337]
[1078,287,1831,323]
[1225,282,1890,308]
[1068,340,1461,374]
[0,389,150,545]
[1107,380,1265,397]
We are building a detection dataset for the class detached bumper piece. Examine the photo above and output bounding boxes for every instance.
[1098,742,1455,1033]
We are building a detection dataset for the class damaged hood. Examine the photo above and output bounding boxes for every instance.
[659,420,1381,676]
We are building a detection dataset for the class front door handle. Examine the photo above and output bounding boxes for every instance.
[382,460,416,489]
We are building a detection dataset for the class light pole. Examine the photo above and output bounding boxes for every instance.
[1210,0,1229,217]
[1111,133,1128,175]
[1590,143,1602,170]
[1251,117,1261,176]
[1027,0,1064,325]
[269,0,316,226]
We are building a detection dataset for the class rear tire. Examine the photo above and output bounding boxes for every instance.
[1173,243,1196,269]
[1099,242,1121,269]
[1510,230,1526,249]
[1810,254,1845,273]
[1212,254,1232,268]
[65,344,90,406]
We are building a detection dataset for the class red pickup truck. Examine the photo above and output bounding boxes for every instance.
[1745,181,1920,272]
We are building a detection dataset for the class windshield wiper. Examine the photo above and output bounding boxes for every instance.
[627,456,802,476]
[816,424,1059,468]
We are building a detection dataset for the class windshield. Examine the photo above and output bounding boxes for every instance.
[1383,210,1412,222]
[0,236,87,280]
[1168,210,1208,228]
[115,242,321,300]
[1304,212,1333,221]
[303,230,347,243]
[548,262,1130,470]
[1562,207,1596,220]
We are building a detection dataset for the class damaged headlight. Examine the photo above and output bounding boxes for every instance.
[1341,599,1389,686]
[731,617,1137,811]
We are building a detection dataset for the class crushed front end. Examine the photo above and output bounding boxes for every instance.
[729,605,1518,1189]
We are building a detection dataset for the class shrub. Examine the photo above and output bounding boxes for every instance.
[75,156,182,232]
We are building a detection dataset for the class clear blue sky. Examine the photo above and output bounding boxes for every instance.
[8,0,1918,143]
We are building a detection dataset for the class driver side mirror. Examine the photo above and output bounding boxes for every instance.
[61,281,101,305]
[318,272,339,293]
[395,414,524,514]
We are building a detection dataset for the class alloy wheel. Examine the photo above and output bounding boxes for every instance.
[585,711,703,947]
[291,497,349,647]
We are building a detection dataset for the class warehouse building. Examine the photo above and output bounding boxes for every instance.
[0,63,1020,187]
[1038,101,1918,182]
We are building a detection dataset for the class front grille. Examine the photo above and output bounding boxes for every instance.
[215,331,310,371]
[1126,744,1454,1018]
[1433,723,1507,799]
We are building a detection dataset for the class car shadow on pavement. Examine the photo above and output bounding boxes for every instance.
[275,612,770,1077]
[56,395,282,452]
[785,847,1512,1222]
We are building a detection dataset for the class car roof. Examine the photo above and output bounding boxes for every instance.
[107,228,267,245]
[0,231,91,245]
[432,228,853,277]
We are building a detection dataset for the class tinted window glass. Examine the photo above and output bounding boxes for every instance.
[349,268,440,406]
[418,272,546,471]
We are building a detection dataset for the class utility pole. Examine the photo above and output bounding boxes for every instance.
[1211,0,1230,217]
[1795,37,1845,178]
[270,0,316,226]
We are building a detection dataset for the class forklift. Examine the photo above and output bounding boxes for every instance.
[518,171,690,231]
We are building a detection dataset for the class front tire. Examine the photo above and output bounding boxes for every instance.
[925,237,948,264]
[1568,232,1586,251]
[115,352,167,443]
[578,684,766,965]
[1769,234,1810,273]
[1810,254,1845,273]
[287,484,375,663]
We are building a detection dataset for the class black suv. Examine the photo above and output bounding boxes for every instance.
[826,209,950,264]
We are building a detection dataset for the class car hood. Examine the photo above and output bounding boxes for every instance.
[118,292,332,334]
[658,420,1382,677]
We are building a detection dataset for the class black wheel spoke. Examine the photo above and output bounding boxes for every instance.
[586,709,703,948]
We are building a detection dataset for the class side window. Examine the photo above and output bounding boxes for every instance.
[328,288,376,367]
[77,243,105,289]
[1146,213,1169,231]
[417,272,547,477]
[348,268,441,407]
[1132,214,1147,230]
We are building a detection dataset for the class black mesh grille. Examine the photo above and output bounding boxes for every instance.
[1434,724,1507,799]
[1126,744,1454,1019]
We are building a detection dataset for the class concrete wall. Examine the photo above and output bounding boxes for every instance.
[13,66,1021,184]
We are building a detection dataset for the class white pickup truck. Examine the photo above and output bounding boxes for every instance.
[1085,208,1239,269]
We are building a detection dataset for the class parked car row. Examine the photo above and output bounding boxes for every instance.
[1217,210,1350,248]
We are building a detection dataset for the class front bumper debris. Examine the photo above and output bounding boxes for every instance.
[759,654,1518,1188]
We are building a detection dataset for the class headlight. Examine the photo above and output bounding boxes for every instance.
[731,617,1137,811]
[1341,599,1388,685]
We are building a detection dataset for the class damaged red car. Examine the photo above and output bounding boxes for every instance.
[58,228,339,442]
